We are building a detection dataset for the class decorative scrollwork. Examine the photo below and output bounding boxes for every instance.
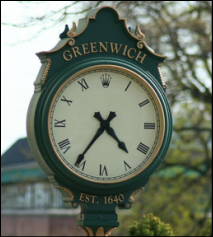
[129,187,144,203]
[68,38,75,46]
[41,58,51,85]
[59,186,74,201]
[137,41,144,49]
[96,227,105,236]
[85,227,94,236]
[105,228,117,236]
[135,25,145,41]
[158,63,167,89]
[67,22,77,38]
[96,227,116,236]
[80,227,116,236]
[80,227,90,236]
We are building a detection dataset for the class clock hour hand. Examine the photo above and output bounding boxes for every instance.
[94,111,117,124]
[95,111,128,153]
[106,126,128,153]
[94,112,104,122]
[75,126,105,166]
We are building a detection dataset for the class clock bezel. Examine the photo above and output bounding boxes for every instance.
[34,57,172,194]
[47,64,165,184]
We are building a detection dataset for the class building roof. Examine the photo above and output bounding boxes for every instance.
[1,138,47,184]
[1,138,35,168]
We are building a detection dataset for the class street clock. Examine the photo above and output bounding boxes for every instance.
[27,6,172,236]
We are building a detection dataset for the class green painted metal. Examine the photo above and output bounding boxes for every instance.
[27,6,172,235]
[34,57,172,192]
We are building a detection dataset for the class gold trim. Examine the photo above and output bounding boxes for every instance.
[64,7,146,42]
[41,58,51,85]
[86,227,94,236]
[79,227,115,236]
[36,38,70,56]
[158,63,167,89]
[48,65,165,184]
[137,41,144,49]
[80,227,90,236]
[68,38,75,46]
[135,25,145,41]
[67,22,77,37]
[105,228,116,236]
[143,41,167,58]
[59,186,75,201]
[129,187,144,203]
[72,202,78,208]
[125,203,131,209]
[36,6,166,58]
[96,227,105,236]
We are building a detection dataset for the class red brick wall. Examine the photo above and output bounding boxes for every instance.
[1,215,85,236]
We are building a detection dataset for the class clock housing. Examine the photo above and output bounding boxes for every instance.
[47,65,165,185]
[27,6,172,198]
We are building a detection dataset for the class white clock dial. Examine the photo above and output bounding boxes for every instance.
[48,65,165,183]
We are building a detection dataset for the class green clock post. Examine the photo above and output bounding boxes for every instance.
[27,6,172,236]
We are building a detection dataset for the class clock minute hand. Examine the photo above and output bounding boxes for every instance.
[75,126,105,166]
[106,111,117,122]
[94,111,117,124]
[106,126,128,153]
[95,111,128,153]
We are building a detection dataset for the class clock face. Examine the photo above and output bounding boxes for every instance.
[48,65,165,184]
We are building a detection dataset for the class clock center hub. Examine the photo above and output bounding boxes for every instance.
[101,120,110,129]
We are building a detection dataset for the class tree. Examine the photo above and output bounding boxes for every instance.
[128,213,174,236]
[2,1,211,236]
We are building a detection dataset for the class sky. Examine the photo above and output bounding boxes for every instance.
[1,1,80,154]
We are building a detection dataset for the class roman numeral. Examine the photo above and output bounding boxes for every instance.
[54,119,66,127]
[137,142,149,155]
[144,123,155,129]
[124,161,131,171]
[99,165,108,176]
[139,99,150,107]
[78,78,89,91]
[61,96,72,106]
[58,139,71,154]
[125,81,132,91]
[76,160,86,171]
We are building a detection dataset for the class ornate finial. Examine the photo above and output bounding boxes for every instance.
[59,24,69,39]
[135,25,145,41]
[67,22,77,37]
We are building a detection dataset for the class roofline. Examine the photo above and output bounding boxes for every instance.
[1,161,39,172]
[1,208,79,216]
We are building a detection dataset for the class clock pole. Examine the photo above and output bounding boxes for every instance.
[78,207,118,236]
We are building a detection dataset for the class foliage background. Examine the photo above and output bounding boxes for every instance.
[128,213,174,236]
[2,1,212,236]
